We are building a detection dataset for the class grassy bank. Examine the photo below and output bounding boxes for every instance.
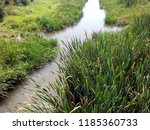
[1,0,86,33]
[0,34,57,98]
[21,13,150,113]
[0,0,86,98]
[100,0,150,26]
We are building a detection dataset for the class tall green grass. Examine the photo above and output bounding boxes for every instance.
[38,0,86,32]
[20,13,150,113]
[130,12,150,34]
[0,35,57,98]
[1,0,86,33]
[100,0,150,26]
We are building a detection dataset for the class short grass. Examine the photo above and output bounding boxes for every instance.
[100,0,150,26]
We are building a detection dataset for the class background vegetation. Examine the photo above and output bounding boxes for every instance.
[0,0,5,21]
[0,0,86,32]
[118,0,150,7]
[100,0,150,26]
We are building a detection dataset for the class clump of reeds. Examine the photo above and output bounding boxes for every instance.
[130,12,150,35]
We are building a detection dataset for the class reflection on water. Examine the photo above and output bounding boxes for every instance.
[0,0,121,113]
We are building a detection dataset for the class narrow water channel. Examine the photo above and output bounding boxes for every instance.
[0,0,121,112]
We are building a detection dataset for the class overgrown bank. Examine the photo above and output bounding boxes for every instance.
[100,0,150,26]
[20,5,150,112]
[0,0,86,98]
[0,35,57,98]
[1,0,86,33]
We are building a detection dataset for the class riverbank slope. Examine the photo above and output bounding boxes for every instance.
[100,0,150,26]
[0,0,86,98]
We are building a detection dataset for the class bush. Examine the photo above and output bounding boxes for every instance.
[18,0,29,5]
[0,0,5,22]
[118,0,150,7]
[5,0,31,5]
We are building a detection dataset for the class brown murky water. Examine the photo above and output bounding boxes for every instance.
[0,0,121,112]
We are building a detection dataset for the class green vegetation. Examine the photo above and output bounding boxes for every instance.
[0,0,86,98]
[0,0,33,21]
[0,34,57,98]
[1,0,86,32]
[118,0,150,7]
[0,0,5,22]
[5,0,31,5]
[100,0,150,26]
[20,13,150,113]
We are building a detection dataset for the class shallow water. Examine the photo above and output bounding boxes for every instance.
[0,0,121,112]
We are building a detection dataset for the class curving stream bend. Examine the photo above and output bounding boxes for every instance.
[0,0,121,112]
